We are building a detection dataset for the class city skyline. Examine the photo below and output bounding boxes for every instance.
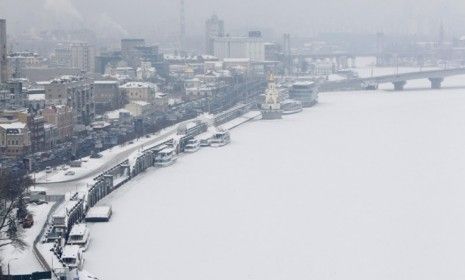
[1,0,465,40]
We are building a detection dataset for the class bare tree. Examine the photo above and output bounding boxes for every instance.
[0,171,33,251]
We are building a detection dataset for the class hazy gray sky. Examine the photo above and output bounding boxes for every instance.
[1,0,465,39]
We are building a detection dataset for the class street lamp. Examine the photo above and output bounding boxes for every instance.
[7,257,18,275]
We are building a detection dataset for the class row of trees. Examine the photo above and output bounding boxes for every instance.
[0,171,32,274]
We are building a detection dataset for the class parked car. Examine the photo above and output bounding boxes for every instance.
[45,166,52,173]
[22,214,34,228]
[65,170,76,176]
[90,152,103,159]
[70,161,82,167]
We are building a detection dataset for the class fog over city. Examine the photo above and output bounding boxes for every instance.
[2,0,465,38]
[3,0,465,279]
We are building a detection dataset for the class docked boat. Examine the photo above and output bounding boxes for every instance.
[67,223,90,251]
[200,139,210,147]
[281,99,303,115]
[61,245,84,270]
[260,74,282,120]
[184,138,200,153]
[210,130,231,147]
[155,147,177,167]
[289,81,319,107]
[85,206,112,223]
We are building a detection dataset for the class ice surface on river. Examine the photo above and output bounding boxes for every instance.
[84,73,465,280]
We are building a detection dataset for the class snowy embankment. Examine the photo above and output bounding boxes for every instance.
[33,115,213,184]
[2,203,53,274]
[8,109,259,274]
[85,76,465,280]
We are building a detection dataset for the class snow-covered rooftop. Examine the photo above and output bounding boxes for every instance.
[130,100,151,106]
[120,81,157,90]
[105,109,131,120]
[62,245,81,259]
[69,223,88,237]
[86,206,112,220]
[94,80,119,85]
[0,122,27,130]
[27,93,45,101]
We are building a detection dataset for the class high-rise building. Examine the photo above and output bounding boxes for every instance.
[71,43,95,73]
[52,47,72,68]
[205,15,224,55]
[121,39,145,67]
[0,19,7,82]
[213,32,265,61]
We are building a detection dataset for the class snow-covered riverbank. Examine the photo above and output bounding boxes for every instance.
[84,79,465,279]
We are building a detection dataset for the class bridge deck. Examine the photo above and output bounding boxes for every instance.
[319,68,465,92]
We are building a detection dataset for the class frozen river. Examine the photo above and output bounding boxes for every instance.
[85,78,465,279]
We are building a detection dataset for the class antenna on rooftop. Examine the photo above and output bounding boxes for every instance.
[179,0,186,53]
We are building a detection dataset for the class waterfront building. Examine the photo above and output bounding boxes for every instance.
[205,15,224,55]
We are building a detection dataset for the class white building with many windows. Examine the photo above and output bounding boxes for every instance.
[213,33,265,61]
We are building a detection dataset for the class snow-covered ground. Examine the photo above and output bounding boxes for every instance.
[83,74,465,279]
[2,203,53,274]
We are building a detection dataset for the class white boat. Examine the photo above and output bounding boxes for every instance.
[210,130,231,147]
[67,223,90,251]
[281,99,303,115]
[61,245,84,270]
[184,138,200,153]
[85,206,112,222]
[200,139,210,147]
[289,81,319,107]
[155,147,177,167]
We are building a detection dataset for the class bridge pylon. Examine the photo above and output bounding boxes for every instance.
[429,78,444,89]
[393,81,406,91]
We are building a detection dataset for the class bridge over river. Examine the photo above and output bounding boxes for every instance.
[320,68,465,92]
